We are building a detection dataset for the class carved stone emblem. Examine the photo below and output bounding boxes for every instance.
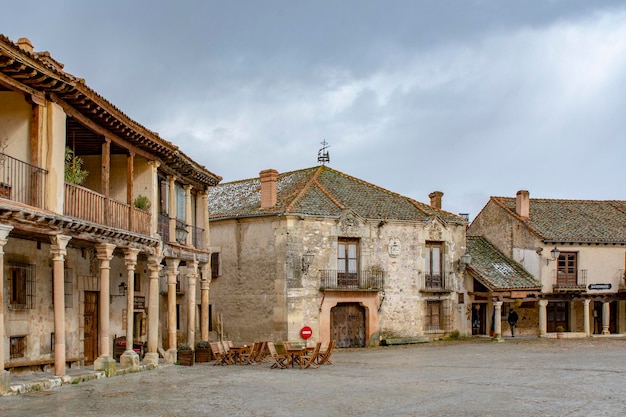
[388,239,401,257]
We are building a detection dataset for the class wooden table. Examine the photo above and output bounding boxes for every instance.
[229,345,250,364]
[285,348,308,368]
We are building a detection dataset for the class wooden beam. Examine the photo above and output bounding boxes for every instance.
[50,93,156,161]
[0,71,46,103]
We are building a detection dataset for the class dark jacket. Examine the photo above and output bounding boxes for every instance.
[507,310,519,325]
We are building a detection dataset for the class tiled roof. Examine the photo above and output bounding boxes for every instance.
[208,165,466,224]
[467,236,541,291]
[492,197,626,244]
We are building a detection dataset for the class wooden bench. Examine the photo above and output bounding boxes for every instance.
[4,357,86,372]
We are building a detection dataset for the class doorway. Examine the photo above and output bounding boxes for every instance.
[331,303,366,348]
[547,301,568,332]
[84,291,99,365]
[472,303,486,335]
[593,301,617,334]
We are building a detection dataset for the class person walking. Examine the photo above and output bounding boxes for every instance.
[507,309,519,337]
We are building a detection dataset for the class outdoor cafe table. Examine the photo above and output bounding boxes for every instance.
[285,347,313,368]
[229,345,250,364]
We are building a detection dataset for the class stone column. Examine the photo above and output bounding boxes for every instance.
[493,301,503,341]
[50,235,71,376]
[186,259,199,347]
[165,258,180,363]
[94,243,116,375]
[120,248,140,370]
[583,299,591,337]
[0,225,13,394]
[538,300,548,337]
[200,264,211,342]
[144,253,163,366]
[602,301,610,335]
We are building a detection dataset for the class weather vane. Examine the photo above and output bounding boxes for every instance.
[317,140,330,165]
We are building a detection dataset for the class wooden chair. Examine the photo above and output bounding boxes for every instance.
[301,342,322,369]
[221,341,234,364]
[210,342,227,366]
[316,340,336,365]
[267,341,288,369]
[239,342,260,365]
[254,341,269,363]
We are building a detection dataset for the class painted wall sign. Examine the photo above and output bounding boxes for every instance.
[588,284,611,290]
[300,326,312,339]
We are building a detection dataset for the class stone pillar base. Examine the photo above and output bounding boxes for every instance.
[0,370,10,395]
[143,352,159,367]
[164,348,177,364]
[120,350,140,371]
[94,355,117,377]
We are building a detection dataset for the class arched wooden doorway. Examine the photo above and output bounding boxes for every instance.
[331,302,365,348]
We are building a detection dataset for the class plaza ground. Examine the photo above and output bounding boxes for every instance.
[1,336,625,416]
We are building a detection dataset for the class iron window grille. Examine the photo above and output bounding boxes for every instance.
[8,262,36,310]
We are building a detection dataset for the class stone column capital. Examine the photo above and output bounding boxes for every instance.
[0,224,13,246]
[123,248,140,268]
[95,243,116,261]
[538,300,548,307]
[50,235,71,260]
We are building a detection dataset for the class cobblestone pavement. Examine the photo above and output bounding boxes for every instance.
[1,337,625,417]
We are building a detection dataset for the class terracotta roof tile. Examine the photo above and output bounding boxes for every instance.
[467,236,541,291]
[208,165,466,224]
[492,197,626,243]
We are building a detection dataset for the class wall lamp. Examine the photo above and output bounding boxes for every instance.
[302,250,315,273]
[546,246,560,265]
[110,282,128,302]
[457,252,472,273]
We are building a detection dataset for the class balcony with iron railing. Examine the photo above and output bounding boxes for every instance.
[64,183,151,235]
[320,269,385,291]
[190,224,205,249]
[552,269,587,292]
[157,213,205,250]
[420,273,454,292]
[0,152,47,209]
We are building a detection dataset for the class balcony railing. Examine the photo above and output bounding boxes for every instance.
[0,153,47,209]
[320,270,385,291]
[64,183,151,235]
[421,273,453,292]
[553,269,587,291]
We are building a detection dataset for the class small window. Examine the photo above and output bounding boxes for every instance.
[51,333,55,352]
[10,336,26,359]
[9,262,36,309]
[65,268,73,308]
[211,252,221,279]
[134,272,141,293]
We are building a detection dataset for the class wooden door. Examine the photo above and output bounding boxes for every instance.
[472,303,486,335]
[84,291,99,365]
[547,301,568,332]
[331,303,365,348]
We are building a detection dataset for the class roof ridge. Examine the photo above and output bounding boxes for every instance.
[285,166,327,211]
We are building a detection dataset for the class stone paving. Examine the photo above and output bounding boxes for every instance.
[1,336,625,416]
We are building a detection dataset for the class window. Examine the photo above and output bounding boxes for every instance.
[134,272,141,293]
[557,252,577,286]
[175,183,186,221]
[425,242,443,289]
[426,300,442,332]
[10,336,26,359]
[159,179,168,215]
[211,252,221,279]
[338,238,359,287]
[9,262,35,309]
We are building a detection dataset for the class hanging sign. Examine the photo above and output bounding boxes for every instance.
[588,284,611,290]
[300,326,313,339]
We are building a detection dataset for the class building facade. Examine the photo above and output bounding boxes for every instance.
[208,166,470,348]
[0,35,220,392]
[468,190,626,337]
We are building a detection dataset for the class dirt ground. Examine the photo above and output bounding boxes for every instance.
[1,337,625,417]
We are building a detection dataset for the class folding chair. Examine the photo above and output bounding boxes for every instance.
[267,341,288,369]
[210,342,227,366]
[301,342,322,369]
[317,340,336,365]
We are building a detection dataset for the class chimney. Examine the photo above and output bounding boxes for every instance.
[516,190,530,218]
[17,37,34,53]
[429,191,443,210]
[259,169,278,208]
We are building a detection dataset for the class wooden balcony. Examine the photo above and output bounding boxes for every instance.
[64,183,151,235]
[0,152,47,209]
[320,270,385,291]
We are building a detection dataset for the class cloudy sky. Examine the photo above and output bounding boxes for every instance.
[3,1,626,219]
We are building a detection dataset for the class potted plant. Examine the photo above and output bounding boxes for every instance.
[195,340,211,362]
[177,343,194,366]
[133,195,151,211]
[555,326,565,339]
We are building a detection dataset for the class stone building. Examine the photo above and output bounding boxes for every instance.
[468,190,626,337]
[207,166,470,348]
[0,35,220,392]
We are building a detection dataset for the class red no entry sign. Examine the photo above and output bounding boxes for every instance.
[300,326,312,339]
